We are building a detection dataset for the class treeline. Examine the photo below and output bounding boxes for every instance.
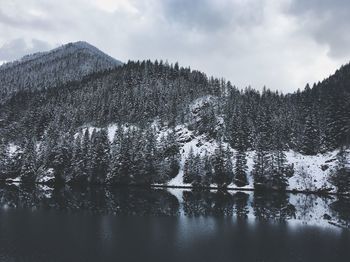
[0,126,180,186]
[1,60,349,155]
[1,125,295,190]
[0,128,349,194]
[0,59,349,192]
[183,140,294,190]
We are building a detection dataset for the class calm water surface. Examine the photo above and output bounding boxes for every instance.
[0,185,349,262]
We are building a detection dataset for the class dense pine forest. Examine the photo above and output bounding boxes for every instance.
[0,43,349,193]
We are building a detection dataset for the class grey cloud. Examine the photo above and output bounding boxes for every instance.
[0,0,347,93]
[286,0,350,58]
[160,0,264,33]
[0,38,51,61]
[0,9,54,31]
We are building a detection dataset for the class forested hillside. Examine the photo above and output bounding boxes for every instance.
[0,43,349,193]
[0,41,122,103]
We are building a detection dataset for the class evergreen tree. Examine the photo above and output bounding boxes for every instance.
[329,146,350,194]
[108,126,123,184]
[191,154,204,187]
[183,147,196,184]
[234,129,248,187]
[202,152,213,187]
[270,130,292,190]
[156,131,180,184]
[213,142,233,188]
[20,138,37,184]
[112,128,133,184]
[234,148,248,187]
[301,114,319,155]
[271,149,289,190]
[140,128,157,184]
[51,133,74,184]
[0,139,9,178]
[81,129,91,180]
[162,130,180,179]
[252,134,273,190]
[90,129,110,184]
[70,133,85,184]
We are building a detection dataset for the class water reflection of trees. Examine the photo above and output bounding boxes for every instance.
[182,190,250,218]
[234,192,249,219]
[183,190,234,217]
[330,197,350,228]
[253,192,296,222]
[0,185,180,216]
[1,185,350,227]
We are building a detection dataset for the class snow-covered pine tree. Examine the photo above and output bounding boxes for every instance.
[191,154,204,187]
[0,139,9,178]
[329,146,350,194]
[113,128,133,184]
[213,141,233,188]
[141,127,158,184]
[252,134,273,190]
[163,130,180,179]
[270,126,291,190]
[20,138,37,184]
[234,148,248,187]
[202,152,213,187]
[271,149,289,190]
[51,133,74,184]
[70,133,85,184]
[183,147,196,184]
[301,114,319,155]
[108,126,123,184]
[79,129,91,181]
[156,131,180,184]
[90,129,110,184]
[234,125,248,187]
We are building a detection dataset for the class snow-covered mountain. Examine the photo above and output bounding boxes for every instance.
[0,41,122,102]
[0,42,349,195]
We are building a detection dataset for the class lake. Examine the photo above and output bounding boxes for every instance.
[0,184,349,262]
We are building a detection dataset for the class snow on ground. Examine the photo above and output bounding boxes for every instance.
[288,193,335,228]
[70,95,344,193]
[286,150,338,192]
[36,168,55,184]
[167,125,221,187]
[189,95,218,111]
[167,126,341,192]
[7,143,20,157]
[77,123,139,142]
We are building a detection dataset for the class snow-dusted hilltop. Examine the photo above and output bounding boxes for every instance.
[0,41,122,102]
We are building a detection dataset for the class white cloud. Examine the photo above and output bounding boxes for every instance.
[89,0,139,14]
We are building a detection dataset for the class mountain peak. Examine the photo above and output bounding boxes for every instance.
[17,41,122,65]
[0,41,122,101]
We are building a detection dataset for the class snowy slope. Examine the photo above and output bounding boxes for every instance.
[77,121,341,192]
[167,130,339,192]
[77,95,344,192]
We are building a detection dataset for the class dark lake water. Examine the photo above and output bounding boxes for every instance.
[0,184,350,262]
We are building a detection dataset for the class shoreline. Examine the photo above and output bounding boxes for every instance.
[2,179,349,197]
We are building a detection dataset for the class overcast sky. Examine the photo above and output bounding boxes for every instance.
[0,0,349,93]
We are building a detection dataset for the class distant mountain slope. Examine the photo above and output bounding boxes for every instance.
[0,41,122,101]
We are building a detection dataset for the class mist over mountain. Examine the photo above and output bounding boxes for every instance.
[0,42,349,194]
[0,41,122,102]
